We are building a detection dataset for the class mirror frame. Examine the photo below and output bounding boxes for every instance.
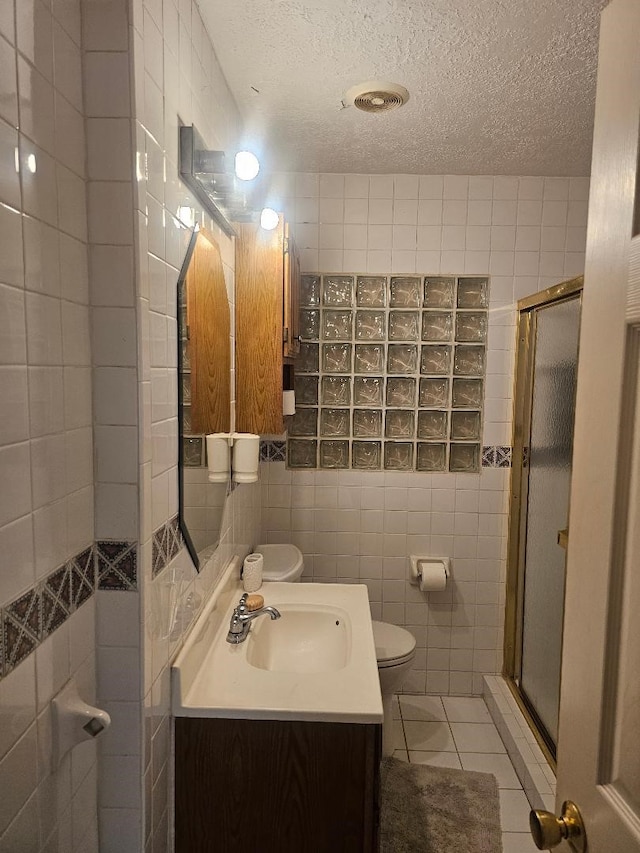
[177,227,201,570]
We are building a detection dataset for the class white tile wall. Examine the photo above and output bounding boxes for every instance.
[80,3,146,846]
[260,171,588,696]
[0,2,588,849]
[0,0,97,849]
[126,0,263,850]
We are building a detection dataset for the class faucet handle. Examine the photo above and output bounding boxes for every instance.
[237,593,248,614]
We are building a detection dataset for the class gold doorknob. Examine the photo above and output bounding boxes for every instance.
[529,801,586,852]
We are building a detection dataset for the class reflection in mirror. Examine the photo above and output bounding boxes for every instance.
[177,228,231,570]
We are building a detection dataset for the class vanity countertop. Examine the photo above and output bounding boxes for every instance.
[171,558,383,724]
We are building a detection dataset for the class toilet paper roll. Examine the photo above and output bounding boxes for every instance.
[283,390,296,416]
[243,552,263,592]
[232,433,260,483]
[206,434,230,483]
[418,560,447,592]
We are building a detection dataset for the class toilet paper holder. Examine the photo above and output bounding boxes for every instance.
[51,679,111,770]
[409,555,451,587]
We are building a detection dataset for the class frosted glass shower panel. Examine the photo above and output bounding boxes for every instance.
[520,296,581,745]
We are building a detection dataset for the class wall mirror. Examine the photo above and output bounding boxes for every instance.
[177,228,231,570]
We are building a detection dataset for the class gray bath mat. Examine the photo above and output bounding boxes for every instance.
[380,757,503,853]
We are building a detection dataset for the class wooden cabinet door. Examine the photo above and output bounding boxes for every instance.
[236,217,301,434]
[175,717,381,853]
[235,219,285,434]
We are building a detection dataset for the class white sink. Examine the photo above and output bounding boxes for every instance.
[246,604,351,673]
[171,558,383,724]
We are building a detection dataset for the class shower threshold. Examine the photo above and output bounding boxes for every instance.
[483,675,556,813]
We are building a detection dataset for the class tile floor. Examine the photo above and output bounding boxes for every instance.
[392,695,541,852]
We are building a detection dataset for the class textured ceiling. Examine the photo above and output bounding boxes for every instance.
[197,0,607,176]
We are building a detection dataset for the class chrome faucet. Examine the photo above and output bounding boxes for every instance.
[226,593,281,644]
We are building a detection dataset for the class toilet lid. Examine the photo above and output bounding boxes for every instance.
[372,621,416,664]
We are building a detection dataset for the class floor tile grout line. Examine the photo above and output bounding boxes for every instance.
[396,697,535,842]
[396,695,526,792]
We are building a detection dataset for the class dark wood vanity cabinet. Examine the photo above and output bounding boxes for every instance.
[175,717,381,853]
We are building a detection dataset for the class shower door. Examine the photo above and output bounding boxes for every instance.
[505,279,582,759]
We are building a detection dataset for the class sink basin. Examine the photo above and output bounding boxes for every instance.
[246,605,351,673]
[171,559,383,724]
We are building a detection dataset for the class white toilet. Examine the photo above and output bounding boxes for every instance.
[254,544,304,582]
[372,621,416,755]
[255,544,415,754]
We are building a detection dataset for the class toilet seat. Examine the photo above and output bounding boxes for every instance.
[372,621,416,668]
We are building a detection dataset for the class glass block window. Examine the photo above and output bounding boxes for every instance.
[289,274,489,473]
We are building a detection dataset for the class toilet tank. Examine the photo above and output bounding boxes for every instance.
[253,544,304,582]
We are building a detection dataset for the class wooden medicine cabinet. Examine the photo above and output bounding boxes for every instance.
[183,229,231,435]
[235,215,300,434]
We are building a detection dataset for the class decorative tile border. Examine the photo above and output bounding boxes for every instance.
[97,541,138,591]
[3,587,42,675]
[481,446,512,468]
[42,564,72,638]
[260,440,286,462]
[261,440,512,469]
[0,541,137,681]
[72,546,97,608]
[152,515,183,578]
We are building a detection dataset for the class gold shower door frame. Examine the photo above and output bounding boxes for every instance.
[503,275,583,766]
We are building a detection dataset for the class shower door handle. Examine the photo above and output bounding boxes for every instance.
[557,528,569,549]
